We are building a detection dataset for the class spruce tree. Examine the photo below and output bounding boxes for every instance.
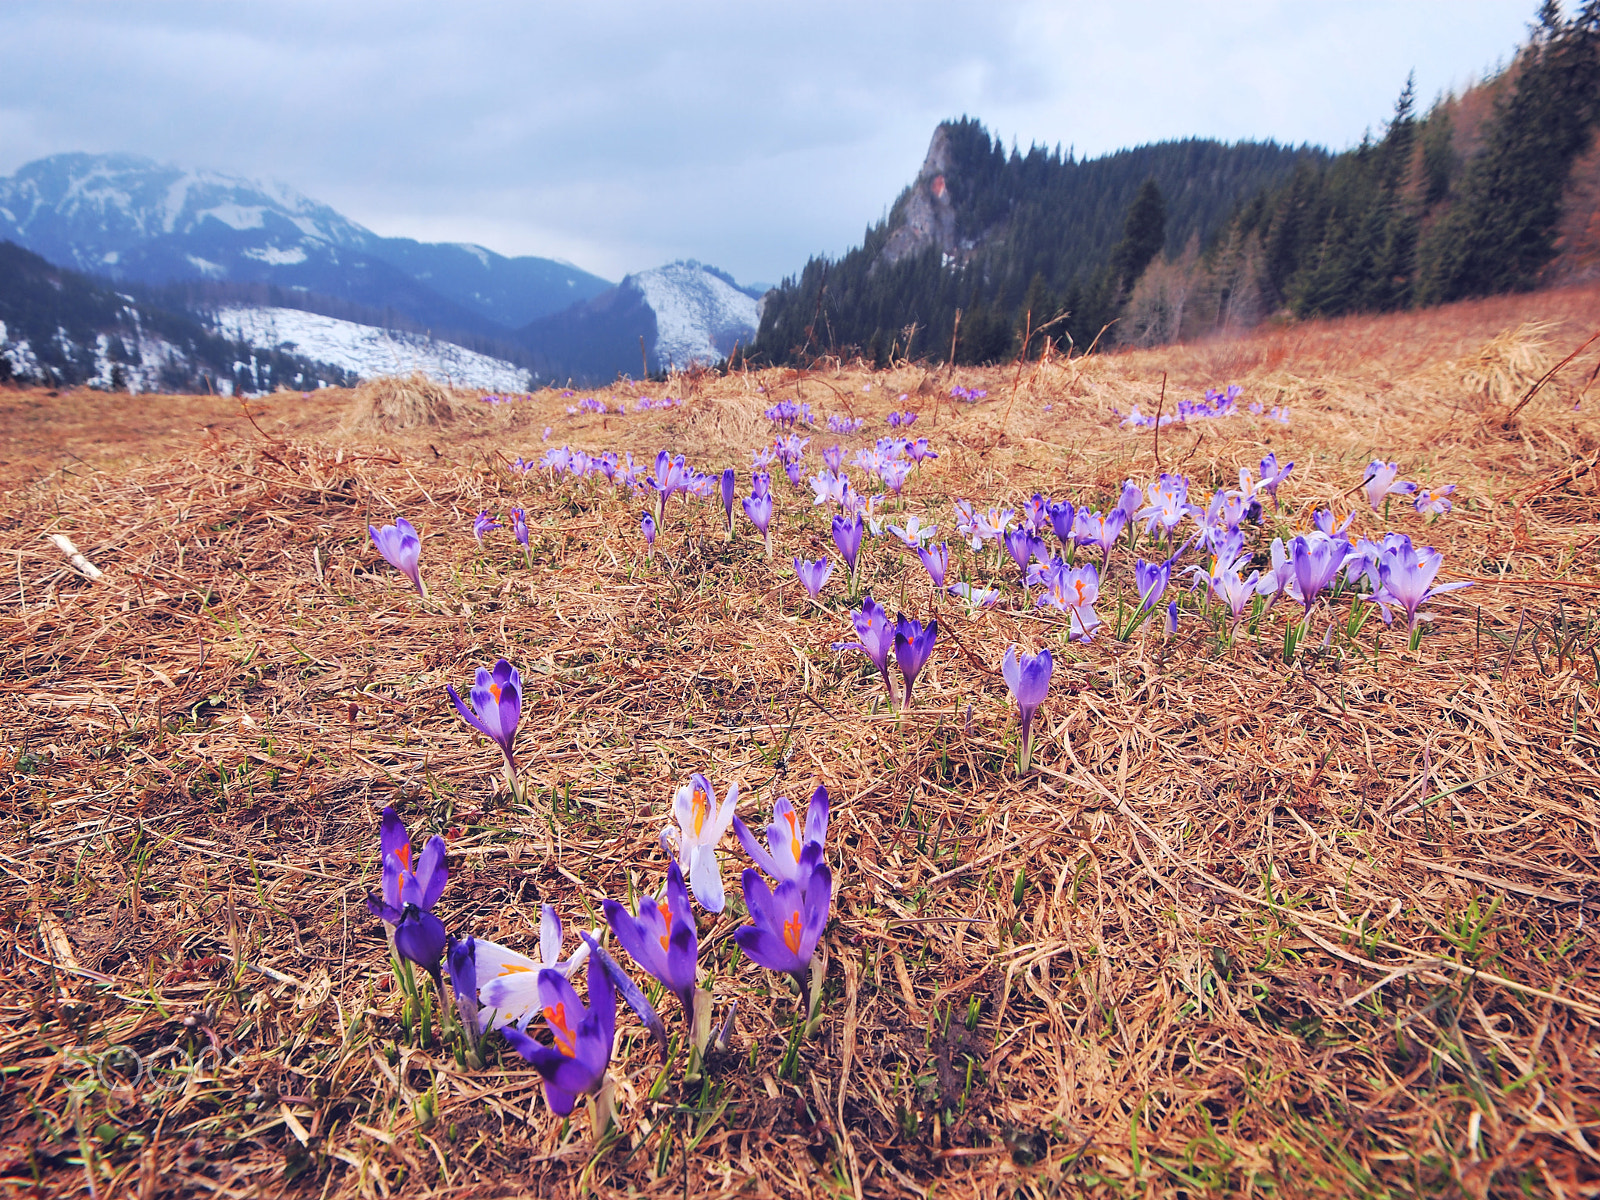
[1111,179,1168,292]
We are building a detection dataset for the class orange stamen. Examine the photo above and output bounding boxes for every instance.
[783,910,803,955]
[692,787,709,836]
[658,902,674,953]
[543,1003,577,1056]
[784,810,801,862]
[397,843,412,871]
[489,682,501,703]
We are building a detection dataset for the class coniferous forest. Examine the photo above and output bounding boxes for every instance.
[752,1,1600,366]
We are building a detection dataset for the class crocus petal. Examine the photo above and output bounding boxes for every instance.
[410,836,449,911]
[688,845,726,914]
[733,814,787,882]
[447,684,493,740]
[539,904,563,966]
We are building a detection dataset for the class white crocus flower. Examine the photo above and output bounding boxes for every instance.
[661,772,739,912]
[473,905,597,1032]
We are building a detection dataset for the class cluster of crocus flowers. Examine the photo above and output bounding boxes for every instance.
[833,595,938,709]
[369,517,425,597]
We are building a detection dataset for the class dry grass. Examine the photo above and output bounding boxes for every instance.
[4,283,1600,1199]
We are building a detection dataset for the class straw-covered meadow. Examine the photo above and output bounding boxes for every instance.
[4,282,1600,1198]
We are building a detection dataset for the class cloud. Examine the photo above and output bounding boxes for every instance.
[0,0,1536,282]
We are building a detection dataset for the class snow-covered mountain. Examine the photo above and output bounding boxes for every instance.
[0,240,356,394]
[516,260,761,384]
[214,306,530,392]
[0,153,611,337]
[629,262,760,369]
[0,154,764,388]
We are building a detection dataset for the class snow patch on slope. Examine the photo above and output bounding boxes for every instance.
[214,306,530,391]
[629,262,758,369]
[198,203,266,231]
[244,245,308,265]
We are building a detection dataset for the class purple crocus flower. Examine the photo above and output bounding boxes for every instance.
[603,858,699,1022]
[1135,474,1191,536]
[887,515,937,547]
[832,513,864,576]
[1049,501,1077,550]
[916,541,950,588]
[1164,600,1179,636]
[949,582,1001,609]
[1075,508,1127,569]
[447,658,523,782]
[1414,485,1455,516]
[720,468,737,536]
[832,593,898,706]
[447,935,480,1036]
[1372,543,1470,634]
[647,451,691,524]
[500,950,617,1119]
[733,854,832,999]
[1258,453,1294,508]
[743,488,774,556]
[1290,534,1350,612]
[369,517,425,597]
[893,614,937,704]
[1136,555,1176,615]
[1001,645,1053,772]
[785,459,806,487]
[1114,480,1143,529]
[473,511,500,544]
[1362,461,1417,511]
[365,806,449,934]
[510,507,530,568]
[823,444,844,473]
[881,459,911,495]
[1004,527,1038,581]
[641,511,656,556]
[907,438,937,464]
[794,555,833,600]
[393,905,448,981]
[1313,509,1356,538]
[1255,537,1295,607]
[1034,561,1102,641]
[734,785,830,896]
[1021,494,1052,535]
[1190,552,1260,637]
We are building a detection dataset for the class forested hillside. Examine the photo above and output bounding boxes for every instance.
[753,122,1321,365]
[754,1,1600,365]
[1121,0,1600,348]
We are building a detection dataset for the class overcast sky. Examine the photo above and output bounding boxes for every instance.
[0,1,1539,285]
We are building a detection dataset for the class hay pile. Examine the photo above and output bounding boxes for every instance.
[341,372,462,434]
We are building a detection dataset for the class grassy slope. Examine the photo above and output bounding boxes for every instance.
[3,282,1599,1198]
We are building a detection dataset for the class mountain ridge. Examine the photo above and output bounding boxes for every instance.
[0,153,612,339]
